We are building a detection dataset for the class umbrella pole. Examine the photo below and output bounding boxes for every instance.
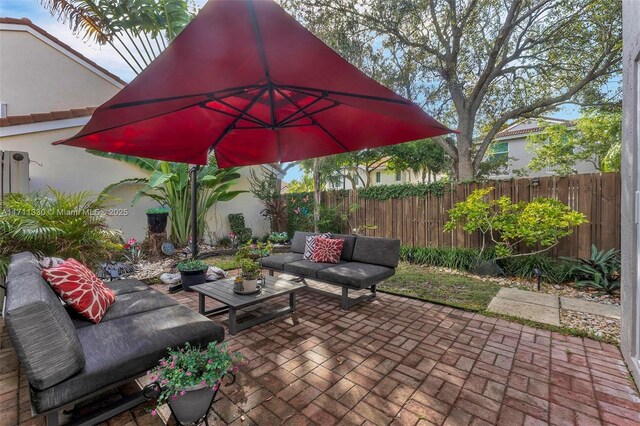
[190,165,199,259]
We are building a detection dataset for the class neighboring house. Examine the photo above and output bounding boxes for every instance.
[484,117,599,179]
[0,17,269,241]
[328,158,442,190]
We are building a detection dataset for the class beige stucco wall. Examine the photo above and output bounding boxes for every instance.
[1,127,270,243]
[0,28,122,115]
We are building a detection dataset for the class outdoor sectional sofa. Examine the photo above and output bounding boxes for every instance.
[4,252,224,426]
[262,232,400,309]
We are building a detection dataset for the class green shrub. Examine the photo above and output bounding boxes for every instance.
[0,188,122,275]
[216,236,232,248]
[177,259,207,272]
[268,232,289,244]
[285,193,314,236]
[228,213,251,244]
[358,182,449,200]
[317,204,346,234]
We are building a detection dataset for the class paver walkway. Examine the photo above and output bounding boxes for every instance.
[487,287,621,326]
[1,282,638,426]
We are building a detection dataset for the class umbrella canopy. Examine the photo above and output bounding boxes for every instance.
[55,0,453,167]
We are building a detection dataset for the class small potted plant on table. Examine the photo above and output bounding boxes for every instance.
[236,259,261,293]
[146,206,171,233]
[177,259,208,291]
[147,341,243,425]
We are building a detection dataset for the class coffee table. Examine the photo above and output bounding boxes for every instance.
[190,276,306,335]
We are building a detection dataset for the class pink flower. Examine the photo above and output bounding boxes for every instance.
[150,410,157,416]
[170,362,176,369]
[172,394,177,400]
[160,361,166,367]
[208,359,213,364]
[173,355,177,360]
[186,371,192,376]
[229,232,236,238]
[233,366,239,372]
[201,380,207,386]
[180,390,186,396]
[213,384,219,391]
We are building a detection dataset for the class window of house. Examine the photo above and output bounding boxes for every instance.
[395,171,402,181]
[491,142,509,162]
[375,171,381,183]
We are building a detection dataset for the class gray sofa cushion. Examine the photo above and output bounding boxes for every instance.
[5,253,86,390]
[70,288,178,328]
[283,259,347,278]
[352,236,401,268]
[7,252,41,279]
[106,279,151,296]
[261,252,304,270]
[330,234,357,261]
[317,262,395,289]
[290,231,318,254]
[30,304,224,414]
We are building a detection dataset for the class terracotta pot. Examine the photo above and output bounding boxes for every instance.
[167,383,215,425]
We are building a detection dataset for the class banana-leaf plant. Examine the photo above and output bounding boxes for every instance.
[92,151,245,246]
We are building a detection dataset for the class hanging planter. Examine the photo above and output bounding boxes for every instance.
[146,207,170,233]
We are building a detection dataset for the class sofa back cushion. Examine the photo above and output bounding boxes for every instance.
[5,252,86,390]
[330,234,357,261]
[291,232,318,254]
[352,236,401,268]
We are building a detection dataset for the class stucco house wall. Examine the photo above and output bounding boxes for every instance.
[621,0,640,389]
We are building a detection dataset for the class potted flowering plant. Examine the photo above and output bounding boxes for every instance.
[122,238,143,264]
[147,342,243,424]
[177,259,208,291]
[146,206,170,233]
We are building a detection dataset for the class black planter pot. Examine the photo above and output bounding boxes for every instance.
[147,212,169,233]
[167,384,215,425]
[180,269,207,291]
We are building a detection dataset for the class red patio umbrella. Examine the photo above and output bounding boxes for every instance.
[56,0,454,256]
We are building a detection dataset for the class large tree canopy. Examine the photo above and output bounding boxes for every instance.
[281,0,622,181]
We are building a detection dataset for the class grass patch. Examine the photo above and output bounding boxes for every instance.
[379,262,501,311]
[203,255,239,271]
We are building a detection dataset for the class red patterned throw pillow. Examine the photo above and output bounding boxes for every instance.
[42,259,115,323]
[311,237,344,264]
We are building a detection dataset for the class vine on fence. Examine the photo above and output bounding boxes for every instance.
[357,182,450,200]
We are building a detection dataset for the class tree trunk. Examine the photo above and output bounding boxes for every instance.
[313,158,321,232]
[454,122,476,181]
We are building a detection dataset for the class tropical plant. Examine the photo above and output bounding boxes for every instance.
[566,245,621,293]
[122,237,143,264]
[0,188,122,274]
[93,152,244,246]
[216,235,232,248]
[146,341,242,409]
[235,240,273,262]
[444,187,587,259]
[247,168,288,232]
[177,259,207,272]
[41,0,197,75]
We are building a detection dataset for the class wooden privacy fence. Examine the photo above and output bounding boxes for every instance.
[320,172,620,258]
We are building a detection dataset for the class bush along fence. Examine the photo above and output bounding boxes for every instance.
[317,172,620,258]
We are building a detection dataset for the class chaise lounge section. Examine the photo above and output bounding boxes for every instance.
[262,232,400,309]
[4,252,225,425]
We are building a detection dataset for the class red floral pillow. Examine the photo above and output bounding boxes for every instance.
[42,259,115,323]
[311,237,344,264]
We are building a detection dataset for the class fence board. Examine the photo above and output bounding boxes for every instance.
[310,172,619,257]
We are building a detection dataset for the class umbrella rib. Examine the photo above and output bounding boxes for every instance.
[279,84,411,106]
[274,86,349,152]
[279,101,340,127]
[276,93,327,127]
[209,98,271,128]
[200,104,267,127]
[209,86,268,152]
[107,84,263,109]
[246,0,272,82]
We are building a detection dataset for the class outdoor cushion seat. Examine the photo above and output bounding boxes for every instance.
[107,279,151,296]
[69,288,178,329]
[31,304,222,413]
[283,259,347,278]
[260,252,304,270]
[317,262,395,289]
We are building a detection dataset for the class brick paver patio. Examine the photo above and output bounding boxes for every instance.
[2,280,639,426]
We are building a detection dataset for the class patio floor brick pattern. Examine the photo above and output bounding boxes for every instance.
[1,281,639,426]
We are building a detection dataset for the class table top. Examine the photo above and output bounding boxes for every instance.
[191,276,306,309]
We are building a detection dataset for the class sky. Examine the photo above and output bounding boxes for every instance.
[1,0,590,183]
